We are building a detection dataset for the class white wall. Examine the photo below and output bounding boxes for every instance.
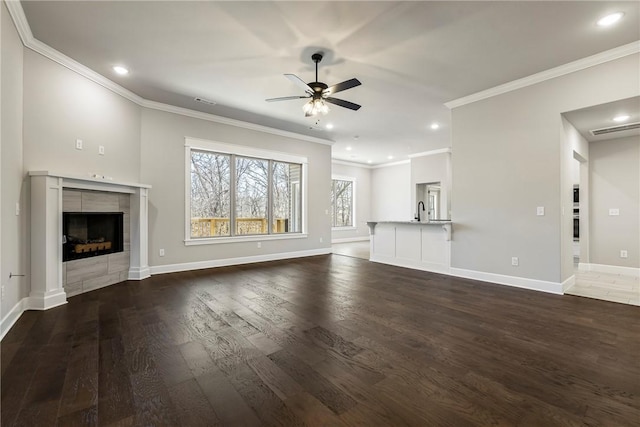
[451,54,640,285]
[23,50,142,182]
[371,162,411,221]
[140,108,332,268]
[331,162,371,242]
[589,136,639,269]
[1,1,27,330]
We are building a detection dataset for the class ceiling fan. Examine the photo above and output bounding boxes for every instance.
[266,52,361,117]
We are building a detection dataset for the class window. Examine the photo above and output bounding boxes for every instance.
[331,177,355,228]
[186,138,306,244]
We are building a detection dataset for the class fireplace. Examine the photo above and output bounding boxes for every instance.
[63,212,124,261]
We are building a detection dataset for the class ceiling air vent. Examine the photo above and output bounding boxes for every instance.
[194,97,216,106]
[590,122,640,136]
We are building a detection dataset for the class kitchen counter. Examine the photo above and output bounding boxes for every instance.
[366,220,452,274]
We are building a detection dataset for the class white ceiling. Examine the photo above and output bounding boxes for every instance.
[20,1,640,165]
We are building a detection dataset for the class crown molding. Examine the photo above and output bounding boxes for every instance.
[5,0,334,146]
[143,100,334,146]
[371,159,410,169]
[331,159,373,169]
[407,148,451,159]
[445,40,640,109]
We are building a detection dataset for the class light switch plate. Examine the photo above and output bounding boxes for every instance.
[75,139,83,150]
[620,250,628,258]
[609,208,620,216]
[536,207,545,216]
[98,145,105,155]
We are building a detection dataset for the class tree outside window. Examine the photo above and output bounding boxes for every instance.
[189,149,302,238]
[331,179,354,227]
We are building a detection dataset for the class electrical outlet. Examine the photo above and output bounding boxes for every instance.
[609,208,620,216]
[15,202,20,216]
[325,209,329,215]
[1,286,5,298]
[75,139,83,150]
[511,257,519,266]
[536,206,545,216]
[98,145,105,155]
[620,250,628,259]
[257,242,261,248]
[159,248,165,257]
[320,237,323,243]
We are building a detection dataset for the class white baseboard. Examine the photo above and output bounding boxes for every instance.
[128,266,151,280]
[578,263,640,278]
[1,292,69,341]
[331,236,370,244]
[370,255,450,275]
[27,289,68,310]
[149,248,332,276]
[449,267,564,295]
[1,298,27,341]
[562,274,576,292]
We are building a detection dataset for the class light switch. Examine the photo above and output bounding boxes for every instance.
[536,207,545,216]
[609,208,620,216]
[75,139,83,150]
[98,145,105,155]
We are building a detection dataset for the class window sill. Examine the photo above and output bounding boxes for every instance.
[185,233,308,246]
[332,226,356,231]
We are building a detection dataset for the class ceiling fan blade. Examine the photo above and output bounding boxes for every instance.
[325,97,361,111]
[323,78,361,96]
[284,74,314,95]
[266,95,310,102]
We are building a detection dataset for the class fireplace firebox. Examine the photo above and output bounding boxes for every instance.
[63,212,124,261]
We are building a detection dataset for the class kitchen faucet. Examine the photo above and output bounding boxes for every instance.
[415,201,425,222]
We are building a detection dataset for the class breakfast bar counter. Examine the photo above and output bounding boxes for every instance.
[366,220,452,274]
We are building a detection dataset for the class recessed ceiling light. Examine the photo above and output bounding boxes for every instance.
[346,146,352,151]
[367,160,372,164]
[113,65,129,75]
[597,12,624,27]
[430,123,440,130]
[326,123,334,130]
[613,114,630,122]
[387,155,394,160]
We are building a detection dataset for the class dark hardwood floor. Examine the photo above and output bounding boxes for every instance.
[2,254,639,426]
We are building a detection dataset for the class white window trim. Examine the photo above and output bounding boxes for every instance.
[184,137,308,245]
[331,174,356,229]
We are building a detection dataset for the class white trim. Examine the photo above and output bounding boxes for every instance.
[332,159,372,169]
[449,267,564,295]
[149,248,331,275]
[128,266,151,281]
[1,298,28,341]
[331,175,356,229]
[407,148,452,159]
[445,41,640,109]
[332,236,369,244]
[0,293,71,341]
[578,262,640,278]
[371,160,411,169]
[151,102,332,146]
[27,289,68,310]
[562,274,576,292]
[185,233,308,246]
[4,0,333,147]
[370,255,450,275]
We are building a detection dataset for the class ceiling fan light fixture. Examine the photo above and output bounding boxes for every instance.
[303,98,329,116]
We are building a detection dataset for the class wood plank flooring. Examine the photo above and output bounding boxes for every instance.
[2,254,639,426]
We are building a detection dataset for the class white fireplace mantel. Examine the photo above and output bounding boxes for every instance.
[29,171,151,310]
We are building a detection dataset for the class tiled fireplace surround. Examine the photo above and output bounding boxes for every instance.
[29,172,150,309]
